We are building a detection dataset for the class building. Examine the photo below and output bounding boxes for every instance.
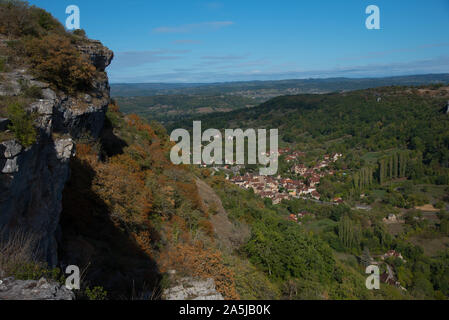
[293,164,307,175]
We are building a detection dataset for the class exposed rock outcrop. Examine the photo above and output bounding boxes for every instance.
[163,276,224,300]
[77,39,114,72]
[0,39,113,267]
[0,277,74,300]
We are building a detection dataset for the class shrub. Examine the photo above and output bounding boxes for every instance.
[11,261,62,282]
[72,29,87,38]
[7,102,37,147]
[84,286,108,300]
[23,34,96,93]
[19,80,43,99]
[0,228,37,277]
[33,7,64,33]
[0,0,65,37]
[0,228,60,281]
[22,85,42,99]
[0,57,5,72]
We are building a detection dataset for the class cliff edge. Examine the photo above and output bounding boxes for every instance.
[0,36,113,267]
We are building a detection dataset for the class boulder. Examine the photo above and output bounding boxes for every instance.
[163,276,224,300]
[0,277,74,300]
[1,140,22,159]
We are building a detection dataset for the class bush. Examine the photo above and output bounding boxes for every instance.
[0,228,37,277]
[72,29,87,38]
[84,286,108,300]
[0,0,65,37]
[22,85,42,99]
[23,34,96,93]
[7,102,37,147]
[11,262,62,282]
[0,228,60,281]
[435,201,445,209]
[19,80,42,99]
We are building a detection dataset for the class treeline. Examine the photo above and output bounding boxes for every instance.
[353,151,409,190]
[379,152,408,184]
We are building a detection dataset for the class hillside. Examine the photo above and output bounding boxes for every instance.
[111,74,449,97]
[172,85,449,164]
[114,94,259,125]
[168,84,449,299]
[113,75,449,125]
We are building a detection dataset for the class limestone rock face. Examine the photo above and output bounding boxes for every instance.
[0,277,74,300]
[0,39,113,267]
[163,277,224,300]
[77,39,114,72]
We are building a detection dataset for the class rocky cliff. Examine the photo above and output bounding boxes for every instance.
[0,38,113,267]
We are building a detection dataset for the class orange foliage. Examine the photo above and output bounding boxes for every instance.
[165,216,191,244]
[74,141,153,254]
[126,114,155,137]
[199,220,214,237]
[75,143,98,164]
[71,110,224,294]
[93,161,152,222]
[109,103,120,113]
[177,181,202,210]
[132,230,153,257]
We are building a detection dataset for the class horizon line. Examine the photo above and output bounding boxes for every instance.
[109,72,449,85]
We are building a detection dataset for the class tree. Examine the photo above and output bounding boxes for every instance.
[7,102,36,147]
[360,247,372,267]
[338,215,361,250]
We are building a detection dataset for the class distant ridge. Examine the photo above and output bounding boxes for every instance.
[111,73,449,97]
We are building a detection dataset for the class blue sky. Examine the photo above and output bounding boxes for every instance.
[29,0,449,83]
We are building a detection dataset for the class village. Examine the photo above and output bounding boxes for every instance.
[225,148,343,205]
[223,149,408,291]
